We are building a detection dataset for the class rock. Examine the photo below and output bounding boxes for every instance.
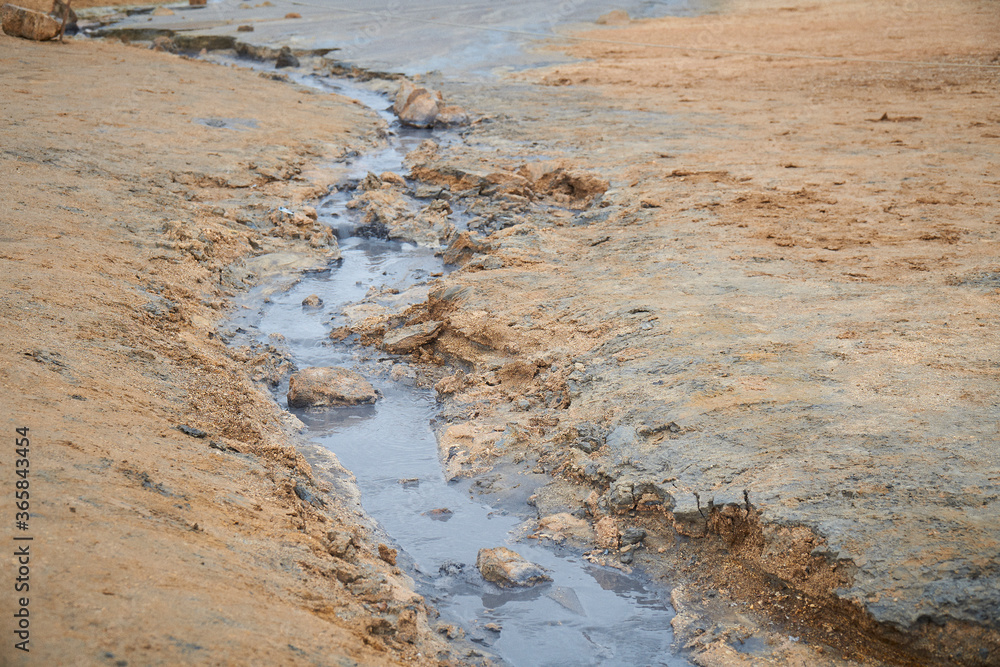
[275,46,299,69]
[377,543,397,566]
[595,517,620,549]
[621,526,647,545]
[394,79,440,128]
[152,6,174,16]
[327,530,357,560]
[393,79,469,128]
[436,105,469,126]
[476,547,551,588]
[283,11,300,18]
[301,294,323,308]
[379,171,407,187]
[151,35,177,53]
[237,24,253,32]
[607,480,636,513]
[1,4,61,41]
[286,367,378,408]
[382,320,443,354]
[442,231,489,266]
[176,424,208,438]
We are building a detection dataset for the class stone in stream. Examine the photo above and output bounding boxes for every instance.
[1,4,61,41]
[393,78,469,129]
[393,79,439,128]
[275,45,299,68]
[301,294,323,308]
[621,526,648,545]
[286,367,377,408]
[382,320,443,354]
[476,547,551,588]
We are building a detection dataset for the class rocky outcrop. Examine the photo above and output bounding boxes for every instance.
[382,321,443,354]
[476,547,551,588]
[286,367,378,408]
[1,3,61,41]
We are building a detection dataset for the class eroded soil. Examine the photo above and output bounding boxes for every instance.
[0,36,461,666]
[341,0,999,664]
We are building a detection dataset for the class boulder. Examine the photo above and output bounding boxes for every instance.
[393,79,469,128]
[476,547,551,588]
[1,4,61,41]
[275,46,299,68]
[382,320,443,354]
[394,79,440,128]
[287,367,377,408]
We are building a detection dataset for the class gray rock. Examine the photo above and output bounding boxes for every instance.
[301,294,323,308]
[275,45,299,68]
[383,320,444,354]
[607,480,636,513]
[1,3,61,41]
[287,367,378,408]
[621,526,647,545]
[476,547,551,588]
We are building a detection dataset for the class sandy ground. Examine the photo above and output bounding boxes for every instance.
[3,0,999,665]
[341,0,998,664]
[0,36,459,666]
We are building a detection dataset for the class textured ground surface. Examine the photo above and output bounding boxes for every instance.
[0,35,458,666]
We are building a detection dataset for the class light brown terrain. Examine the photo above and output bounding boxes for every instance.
[349,0,999,664]
[0,36,456,666]
[1,0,999,665]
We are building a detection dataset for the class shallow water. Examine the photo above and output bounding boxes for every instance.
[220,64,690,666]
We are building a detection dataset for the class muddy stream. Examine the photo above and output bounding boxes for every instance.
[218,67,690,665]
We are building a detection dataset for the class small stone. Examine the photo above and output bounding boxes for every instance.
[620,551,634,564]
[236,24,254,32]
[151,6,174,15]
[275,45,299,68]
[176,424,207,438]
[382,320,443,354]
[435,104,470,126]
[595,517,619,549]
[327,530,357,560]
[378,543,397,566]
[301,294,323,308]
[287,367,378,408]
[1,4,61,41]
[379,171,407,187]
[621,526,647,545]
[151,35,177,53]
[283,11,300,18]
[476,547,551,588]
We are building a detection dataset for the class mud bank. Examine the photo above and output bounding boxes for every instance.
[0,36,461,665]
[328,0,999,664]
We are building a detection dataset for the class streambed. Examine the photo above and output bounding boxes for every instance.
[222,68,689,665]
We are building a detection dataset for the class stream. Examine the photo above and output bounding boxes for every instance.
[221,65,690,666]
